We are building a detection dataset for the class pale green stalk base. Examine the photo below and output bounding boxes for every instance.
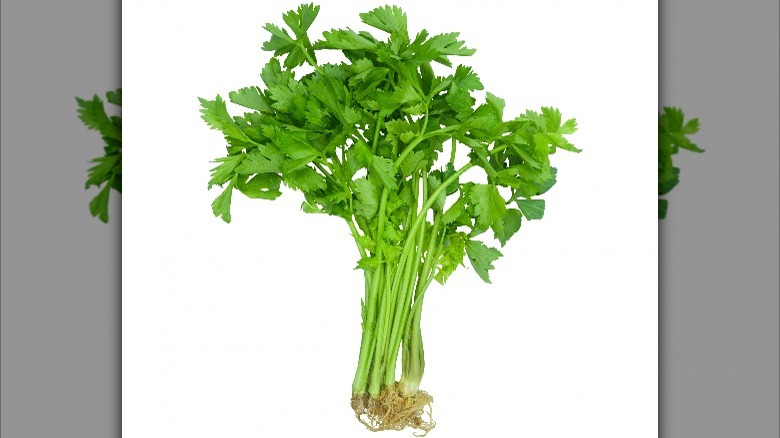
[350,164,473,398]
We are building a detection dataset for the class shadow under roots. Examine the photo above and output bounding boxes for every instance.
[351,383,435,435]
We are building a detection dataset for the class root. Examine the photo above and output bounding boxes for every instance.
[351,383,435,436]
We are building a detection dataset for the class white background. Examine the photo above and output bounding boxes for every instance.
[123,1,657,437]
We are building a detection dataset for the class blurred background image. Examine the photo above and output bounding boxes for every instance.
[1,1,120,437]
[659,1,779,436]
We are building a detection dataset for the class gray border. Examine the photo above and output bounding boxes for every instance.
[1,1,121,437]
[660,0,779,436]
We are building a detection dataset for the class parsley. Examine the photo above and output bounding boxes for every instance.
[658,107,702,219]
[76,89,122,223]
[200,4,578,432]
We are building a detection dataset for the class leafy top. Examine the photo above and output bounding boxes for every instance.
[200,5,578,283]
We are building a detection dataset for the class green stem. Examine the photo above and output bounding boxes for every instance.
[351,122,472,398]
[404,163,474,250]
[401,292,426,395]
[398,211,441,391]
[474,148,497,180]
[346,219,367,258]
[300,43,325,75]
[417,213,441,298]
[491,142,510,156]
[382,172,429,388]
[371,116,384,154]
[393,165,473,392]
[450,137,457,165]
[352,189,390,395]
[393,110,428,164]
[313,161,336,184]
[368,187,390,397]
[369,263,395,396]
[392,121,464,170]
[352,260,379,393]
[394,130,448,169]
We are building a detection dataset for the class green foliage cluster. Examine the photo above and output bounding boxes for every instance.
[77,89,122,223]
[200,3,579,408]
[658,107,702,219]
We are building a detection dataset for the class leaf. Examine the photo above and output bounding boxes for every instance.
[359,5,408,37]
[276,129,319,161]
[106,89,122,106]
[301,198,324,214]
[426,174,447,211]
[660,106,684,131]
[541,107,562,131]
[237,173,282,199]
[383,244,402,263]
[465,240,502,283]
[283,45,309,70]
[88,179,113,223]
[260,58,290,88]
[268,78,308,115]
[453,65,483,91]
[517,199,545,220]
[282,3,320,38]
[85,154,121,188]
[318,28,377,51]
[391,81,422,106]
[344,107,362,125]
[212,179,235,223]
[399,150,427,176]
[353,177,380,219]
[408,32,476,66]
[307,75,348,122]
[350,58,374,74]
[385,118,412,137]
[370,156,397,190]
[469,184,506,230]
[442,194,466,225]
[199,96,253,144]
[560,118,578,134]
[356,256,381,270]
[208,154,244,188]
[435,232,467,284]
[262,23,295,52]
[658,166,679,195]
[494,208,522,246]
[229,87,273,113]
[304,99,329,127]
[76,95,121,141]
[485,92,505,120]
[285,166,327,192]
[680,118,700,135]
[536,167,558,195]
[400,131,416,144]
[548,132,582,152]
[235,146,283,174]
[670,132,704,153]
[445,86,475,120]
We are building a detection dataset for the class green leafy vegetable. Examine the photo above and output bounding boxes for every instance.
[658,107,702,219]
[199,4,579,432]
[77,89,122,223]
